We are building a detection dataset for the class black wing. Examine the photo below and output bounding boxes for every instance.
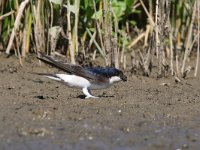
[37,53,108,83]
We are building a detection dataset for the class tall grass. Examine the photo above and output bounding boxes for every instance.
[0,0,199,78]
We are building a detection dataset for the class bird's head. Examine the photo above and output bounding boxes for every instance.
[107,68,127,84]
[86,67,127,83]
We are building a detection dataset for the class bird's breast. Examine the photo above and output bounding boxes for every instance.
[89,82,111,90]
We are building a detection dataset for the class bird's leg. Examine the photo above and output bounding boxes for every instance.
[82,87,99,98]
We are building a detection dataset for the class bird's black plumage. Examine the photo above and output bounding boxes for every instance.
[37,52,127,83]
[37,53,108,83]
[85,67,123,78]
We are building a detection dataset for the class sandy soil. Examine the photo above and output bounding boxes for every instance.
[0,54,200,150]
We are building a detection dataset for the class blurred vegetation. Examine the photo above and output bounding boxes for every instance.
[0,0,199,78]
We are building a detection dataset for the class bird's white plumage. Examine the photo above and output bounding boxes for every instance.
[109,76,121,84]
[45,74,121,90]
[55,74,91,88]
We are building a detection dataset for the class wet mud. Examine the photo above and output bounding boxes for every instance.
[0,55,200,150]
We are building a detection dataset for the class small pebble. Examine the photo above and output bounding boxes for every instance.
[88,136,93,140]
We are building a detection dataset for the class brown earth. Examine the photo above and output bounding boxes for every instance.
[0,54,200,150]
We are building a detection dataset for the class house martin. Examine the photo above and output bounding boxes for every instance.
[36,53,127,98]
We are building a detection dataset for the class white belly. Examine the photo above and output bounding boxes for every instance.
[47,74,115,90]
[55,74,91,89]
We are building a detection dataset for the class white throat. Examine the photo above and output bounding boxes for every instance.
[109,76,121,84]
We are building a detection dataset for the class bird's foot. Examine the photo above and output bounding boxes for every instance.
[83,88,98,99]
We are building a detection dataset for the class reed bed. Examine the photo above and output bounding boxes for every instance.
[0,0,199,78]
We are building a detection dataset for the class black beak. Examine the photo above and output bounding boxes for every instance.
[121,75,127,82]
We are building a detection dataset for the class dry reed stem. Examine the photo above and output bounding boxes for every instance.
[130,50,136,72]
[169,30,174,75]
[128,25,152,49]
[149,0,153,18]
[15,36,23,66]
[127,32,145,49]
[67,0,75,64]
[143,47,151,76]
[92,50,97,61]
[49,2,53,27]
[112,8,119,68]
[34,0,45,54]
[176,55,180,76]
[155,0,159,58]
[120,32,126,65]
[0,10,15,20]
[109,0,113,66]
[123,55,126,70]
[157,0,163,76]
[103,0,111,66]
[22,24,27,57]
[181,1,197,74]
[195,0,200,77]
[73,0,80,54]
[188,35,198,54]
[22,7,31,57]
[168,0,174,76]
[80,37,86,58]
[144,25,152,47]
[108,0,114,67]
[157,0,170,77]
[126,22,129,34]
[92,0,105,54]
[133,3,141,9]
[6,0,30,54]
[143,31,155,76]
[139,0,155,26]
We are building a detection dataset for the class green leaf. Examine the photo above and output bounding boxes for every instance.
[112,1,126,20]
[91,10,102,20]
[129,20,136,26]
[84,0,89,8]
[125,0,135,8]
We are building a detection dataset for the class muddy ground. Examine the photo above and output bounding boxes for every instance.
[0,54,200,150]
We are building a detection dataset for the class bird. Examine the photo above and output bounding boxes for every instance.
[36,53,127,98]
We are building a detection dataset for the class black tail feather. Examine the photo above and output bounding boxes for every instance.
[37,56,71,73]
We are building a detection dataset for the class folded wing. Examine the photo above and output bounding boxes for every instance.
[37,53,108,83]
